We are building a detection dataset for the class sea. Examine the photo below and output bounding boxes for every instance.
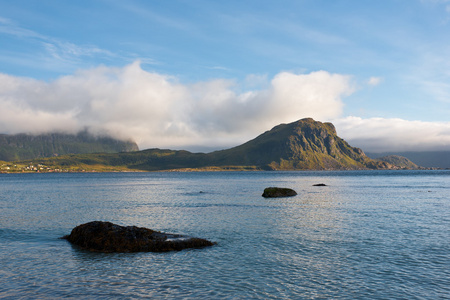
[0,170,449,299]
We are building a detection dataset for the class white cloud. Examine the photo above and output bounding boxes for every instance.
[0,61,352,150]
[367,76,382,86]
[334,116,450,152]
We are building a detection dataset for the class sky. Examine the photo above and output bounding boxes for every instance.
[1,0,450,153]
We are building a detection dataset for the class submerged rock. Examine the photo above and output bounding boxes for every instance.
[313,183,327,186]
[62,221,215,253]
[262,187,297,198]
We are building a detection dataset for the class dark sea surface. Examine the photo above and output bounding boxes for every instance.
[1,170,449,299]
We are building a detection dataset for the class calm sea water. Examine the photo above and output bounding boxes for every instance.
[0,170,449,299]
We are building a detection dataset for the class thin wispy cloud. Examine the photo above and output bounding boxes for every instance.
[0,17,42,39]
[117,1,198,33]
[0,18,111,60]
[0,17,151,73]
[206,66,232,71]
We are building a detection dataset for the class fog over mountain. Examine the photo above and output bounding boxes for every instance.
[1,61,449,153]
[333,117,450,152]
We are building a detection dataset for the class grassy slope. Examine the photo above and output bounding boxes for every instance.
[24,149,210,172]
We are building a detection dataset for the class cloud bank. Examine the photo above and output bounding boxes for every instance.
[0,61,351,150]
[1,61,449,152]
[334,117,450,152]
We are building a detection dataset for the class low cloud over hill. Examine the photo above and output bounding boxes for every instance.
[1,62,449,153]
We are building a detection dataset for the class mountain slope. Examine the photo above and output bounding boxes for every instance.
[14,118,395,172]
[0,131,139,161]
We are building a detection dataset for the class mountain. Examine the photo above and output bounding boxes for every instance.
[8,118,396,172]
[366,151,450,169]
[206,118,391,170]
[375,155,419,169]
[0,131,139,161]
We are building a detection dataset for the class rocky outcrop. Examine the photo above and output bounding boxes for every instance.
[262,187,297,198]
[313,183,327,186]
[62,221,215,252]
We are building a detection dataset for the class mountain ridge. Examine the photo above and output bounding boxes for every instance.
[1,118,401,172]
[0,131,139,161]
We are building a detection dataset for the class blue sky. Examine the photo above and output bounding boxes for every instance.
[1,0,450,152]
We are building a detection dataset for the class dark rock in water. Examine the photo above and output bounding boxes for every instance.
[313,183,327,186]
[262,187,297,198]
[62,221,215,253]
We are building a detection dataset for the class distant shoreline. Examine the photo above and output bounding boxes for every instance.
[1,167,444,174]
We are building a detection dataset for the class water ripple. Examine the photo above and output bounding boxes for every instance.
[1,171,449,299]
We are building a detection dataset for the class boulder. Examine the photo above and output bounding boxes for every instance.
[62,221,215,253]
[262,187,297,198]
